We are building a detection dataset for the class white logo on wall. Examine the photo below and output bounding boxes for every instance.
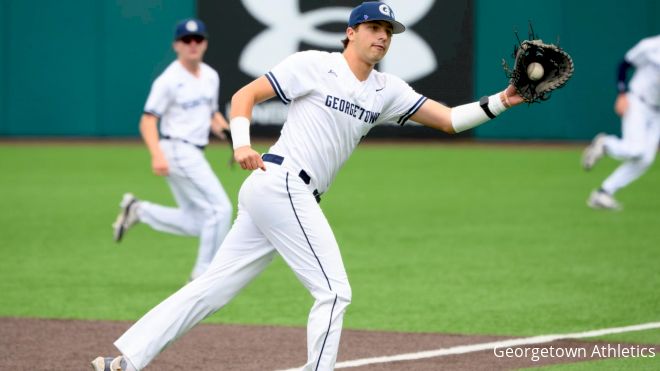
[239,0,436,82]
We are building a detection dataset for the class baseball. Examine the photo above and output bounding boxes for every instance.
[527,62,544,81]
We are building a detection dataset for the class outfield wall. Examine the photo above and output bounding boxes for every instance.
[0,0,195,137]
[0,0,658,140]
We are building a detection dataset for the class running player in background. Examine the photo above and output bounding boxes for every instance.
[94,3,525,370]
[582,34,660,210]
[111,18,232,281]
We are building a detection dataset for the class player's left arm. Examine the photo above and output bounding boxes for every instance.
[411,85,524,134]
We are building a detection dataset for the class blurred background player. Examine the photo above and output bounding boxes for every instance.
[582,34,660,210]
[112,18,232,281]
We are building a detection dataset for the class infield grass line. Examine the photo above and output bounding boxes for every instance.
[276,322,660,370]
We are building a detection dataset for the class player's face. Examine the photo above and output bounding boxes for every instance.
[174,35,208,63]
[351,21,393,64]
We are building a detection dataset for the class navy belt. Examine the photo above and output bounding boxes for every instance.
[161,135,205,150]
[262,153,321,203]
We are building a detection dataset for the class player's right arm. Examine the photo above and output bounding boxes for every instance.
[412,85,524,134]
[229,76,276,171]
[139,113,169,176]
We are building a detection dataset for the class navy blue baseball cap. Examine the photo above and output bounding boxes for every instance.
[348,2,405,34]
[174,18,208,40]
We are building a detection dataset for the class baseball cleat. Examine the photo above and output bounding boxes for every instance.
[91,356,109,371]
[110,355,128,371]
[587,190,622,210]
[91,355,128,371]
[581,133,607,171]
[112,193,140,242]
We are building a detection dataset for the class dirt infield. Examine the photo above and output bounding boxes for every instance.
[1,317,654,370]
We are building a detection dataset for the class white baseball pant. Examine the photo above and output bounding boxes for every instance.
[602,94,660,194]
[137,139,232,279]
[115,160,352,371]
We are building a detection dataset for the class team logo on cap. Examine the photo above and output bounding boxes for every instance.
[186,20,198,32]
[379,4,392,17]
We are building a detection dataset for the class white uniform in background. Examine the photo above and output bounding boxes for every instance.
[129,60,232,279]
[583,35,660,209]
[113,50,427,370]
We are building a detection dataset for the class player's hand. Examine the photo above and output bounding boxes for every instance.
[501,84,525,107]
[151,153,169,176]
[234,146,266,171]
[614,93,629,117]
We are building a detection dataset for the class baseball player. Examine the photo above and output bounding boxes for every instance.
[93,3,524,370]
[582,34,660,210]
[111,18,232,281]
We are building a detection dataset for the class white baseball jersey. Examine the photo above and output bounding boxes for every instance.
[144,61,219,146]
[266,51,427,193]
[626,35,660,106]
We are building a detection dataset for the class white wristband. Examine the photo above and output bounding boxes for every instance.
[450,92,508,133]
[488,92,507,116]
[230,116,251,150]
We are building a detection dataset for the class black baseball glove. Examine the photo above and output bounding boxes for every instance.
[502,27,574,103]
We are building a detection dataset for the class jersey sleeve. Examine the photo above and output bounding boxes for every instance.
[143,76,171,118]
[624,36,660,67]
[378,74,427,126]
[265,51,319,105]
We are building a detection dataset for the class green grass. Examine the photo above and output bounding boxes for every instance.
[329,145,660,335]
[1,142,658,367]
